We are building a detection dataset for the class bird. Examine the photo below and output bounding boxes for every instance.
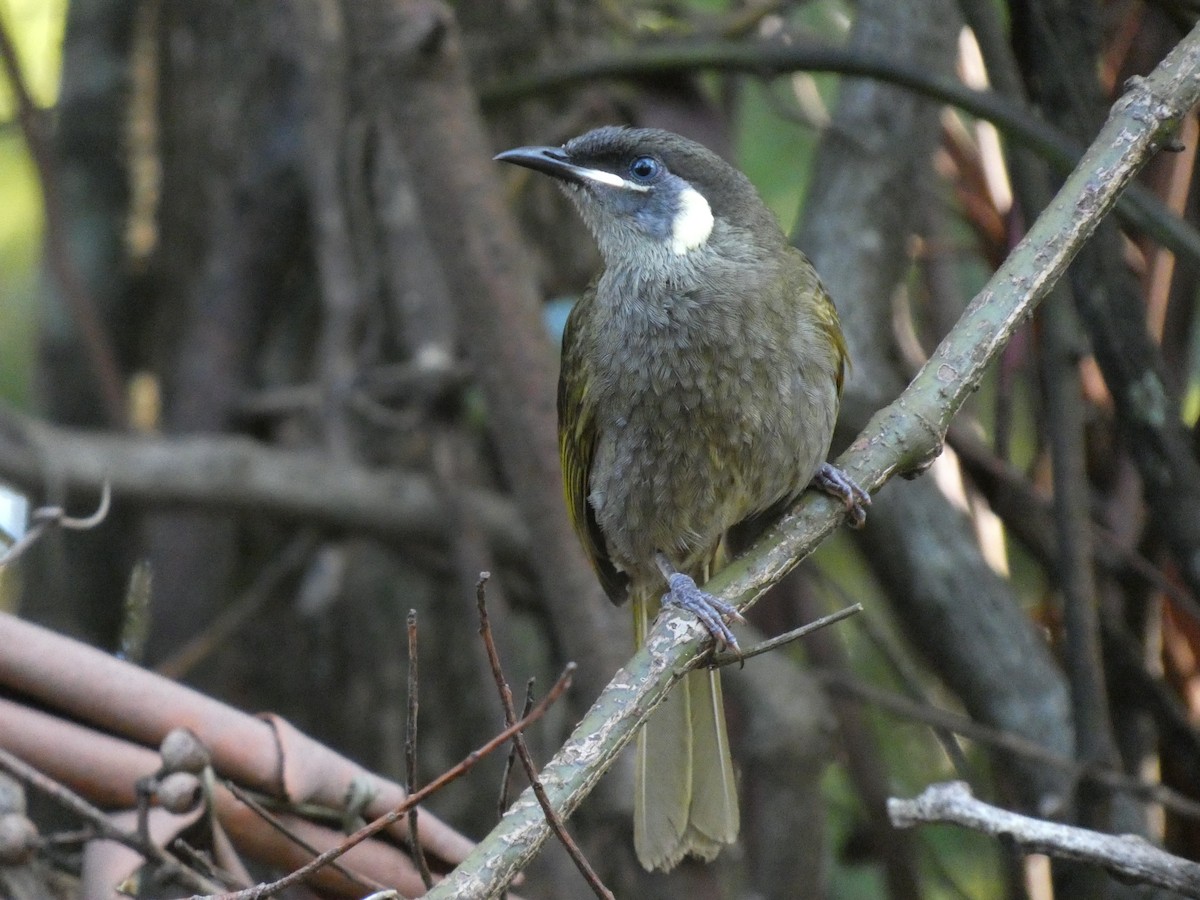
[496,125,868,872]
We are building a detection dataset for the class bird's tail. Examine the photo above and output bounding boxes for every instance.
[632,587,739,872]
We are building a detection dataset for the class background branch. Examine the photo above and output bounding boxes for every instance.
[889,782,1200,897]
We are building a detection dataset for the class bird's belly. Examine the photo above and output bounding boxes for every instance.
[588,376,823,578]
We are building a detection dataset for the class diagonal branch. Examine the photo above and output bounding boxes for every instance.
[426,22,1200,897]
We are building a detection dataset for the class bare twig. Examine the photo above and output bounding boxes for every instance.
[405,609,434,889]
[709,603,862,667]
[190,662,575,900]
[498,678,536,900]
[0,746,220,894]
[890,782,1200,897]
[499,682,536,821]
[223,781,385,893]
[476,574,614,900]
[0,482,112,567]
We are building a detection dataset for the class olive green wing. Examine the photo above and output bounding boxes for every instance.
[558,293,629,604]
[788,247,849,399]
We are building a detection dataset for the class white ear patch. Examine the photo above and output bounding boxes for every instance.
[670,186,714,255]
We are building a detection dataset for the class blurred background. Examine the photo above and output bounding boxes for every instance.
[2,0,1200,897]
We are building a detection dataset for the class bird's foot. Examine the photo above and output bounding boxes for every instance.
[656,553,744,653]
[813,462,871,528]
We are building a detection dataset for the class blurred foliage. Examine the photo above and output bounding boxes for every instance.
[0,0,66,409]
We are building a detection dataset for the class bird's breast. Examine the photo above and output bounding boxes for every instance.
[583,280,835,579]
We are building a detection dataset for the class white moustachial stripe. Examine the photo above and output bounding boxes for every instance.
[671,186,714,255]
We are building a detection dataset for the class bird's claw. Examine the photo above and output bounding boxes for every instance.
[663,571,744,654]
[813,462,870,528]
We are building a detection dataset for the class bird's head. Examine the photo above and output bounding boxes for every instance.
[496,126,783,269]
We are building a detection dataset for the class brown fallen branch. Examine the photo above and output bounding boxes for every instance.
[889,782,1200,897]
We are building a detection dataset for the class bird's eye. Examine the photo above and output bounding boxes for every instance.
[629,156,661,183]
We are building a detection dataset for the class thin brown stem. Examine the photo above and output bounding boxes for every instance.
[223,781,385,893]
[191,661,576,900]
[708,603,862,667]
[0,746,220,893]
[405,609,434,889]
[476,574,615,900]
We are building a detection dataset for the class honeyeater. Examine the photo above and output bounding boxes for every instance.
[496,126,868,872]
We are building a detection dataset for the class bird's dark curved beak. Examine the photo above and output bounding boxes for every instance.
[494,145,590,186]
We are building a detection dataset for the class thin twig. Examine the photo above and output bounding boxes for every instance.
[476,574,614,900]
[708,603,862,667]
[405,609,434,889]
[0,746,221,894]
[498,681,536,820]
[190,661,576,900]
[0,482,112,568]
[499,678,536,900]
[223,781,385,893]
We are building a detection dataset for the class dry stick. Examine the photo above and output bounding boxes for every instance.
[191,661,576,900]
[890,781,1200,897]
[498,680,536,900]
[405,609,435,890]
[0,482,112,567]
[476,574,615,900]
[222,781,386,893]
[0,746,221,894]
[498,682,537,821]
[708,603,863,666]
[0,10,126,426]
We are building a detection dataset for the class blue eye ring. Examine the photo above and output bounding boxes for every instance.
[629,156,662,183]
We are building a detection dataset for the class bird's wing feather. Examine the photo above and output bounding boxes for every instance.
[559,290,629,604]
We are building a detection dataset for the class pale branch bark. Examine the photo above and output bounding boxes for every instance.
[480,39,1200,269]
[427,22,1200,898]
[889,782,1200,897]
[0,407,528,563]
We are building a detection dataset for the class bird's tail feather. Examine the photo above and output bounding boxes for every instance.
[632,591,739,871]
